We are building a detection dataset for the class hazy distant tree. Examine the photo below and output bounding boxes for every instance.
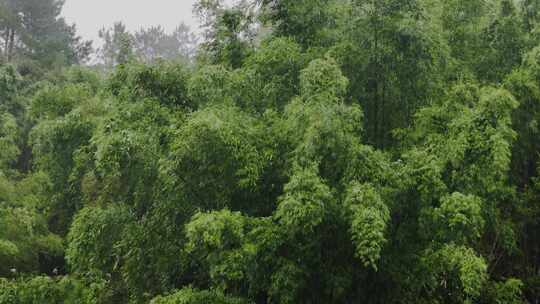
[99,22,198,67]
[98,22,134,67]
[0,0,20,63]
[134,23,198,63]
[134,26,166,62]
[0,0,91,68]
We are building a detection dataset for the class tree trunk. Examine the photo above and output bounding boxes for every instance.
[7,28,15,62]
[3,27,16,62]
[3,29,9,61]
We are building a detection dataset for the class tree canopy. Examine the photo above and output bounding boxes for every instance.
[1,0,540,303]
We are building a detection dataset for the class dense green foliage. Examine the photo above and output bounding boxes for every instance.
[1,0,540,303]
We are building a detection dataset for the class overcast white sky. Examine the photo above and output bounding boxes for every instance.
[62,0,202,45]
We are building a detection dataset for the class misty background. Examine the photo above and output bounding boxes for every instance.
[61,0,201,46]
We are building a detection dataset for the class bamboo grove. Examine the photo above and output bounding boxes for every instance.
[1,0,540,303]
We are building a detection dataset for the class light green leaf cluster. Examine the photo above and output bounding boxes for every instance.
[186,210,257,291]
[344,183,389,270]
[275,166,330,233]
[300,58,348,100]
[0,205,62,276]
[423,244,488,302]
[166,104,269,211]
[0,276,107,304]
[0,111,19,171]
[66,205,133,276]
[432,192,485,244]
[151,287,247,304]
